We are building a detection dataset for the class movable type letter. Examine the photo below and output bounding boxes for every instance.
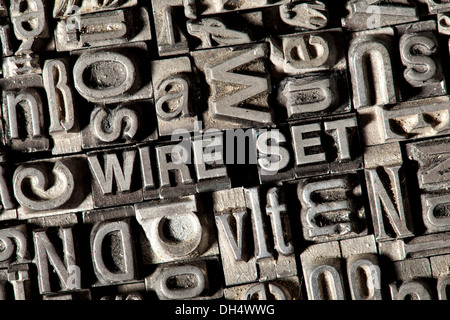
[155,143,196,199]
[2,89,49,152]
[151,0,189,56]
[84,208,138,286]
[192,43,274,130]
[82,101,157,150]
[55,8,151,51]
[254,127,296,184]
[279,1,328,30]
[33,223,82,294]
[324,113,363,174]
[378,232,450,261]
[224,276,302,300]
[186,17,251,49]
[301,241,346,300]
[269,28,346,75]
[151,56,198,136]
[87,147,143,208]
[72,44,153,104]
[134,195,219,264]
[364,143,414,241]
[43,58,82,155]
[290,120,329,178]
[53,0,138,17]
[298,173,367,242]
[397,21,446,101]
[358,96,450,146]
[145,259,223,300]
[192,132,231,193]
[214,187,296,286]
[407,137,450,233]
[13,155,93,219]
[348,28,399,109]
[342,0,418,31]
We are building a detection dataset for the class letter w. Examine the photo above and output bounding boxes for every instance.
[206,44,272,124]
[88,150,136,195]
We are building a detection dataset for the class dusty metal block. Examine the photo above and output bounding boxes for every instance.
[1,87,50,153]
[298,173,367,242]
[13,155,93,220]
[342,0,418,31]
[81,100,158,150]
[358,96,450,146]
[212,187,246,213]
[71,43,153,104]
[87,216,138,287]
[192,43,274,130]
[340,235,377,258]
[396,21,446,102]
[192,132,231,193]
[52,0,138,17]
[145,258,223,300]
[389,280,434,300]
[190,0,289,16]
[300,241,345,300]
[364,143,403,169]
[155,142,196,199]
[224,276,302,300]
[151,56,198,137]
[55,7,151,51]
[269,28,346,75]
[348,28,399,109]
[324,113,363,174]
[134,195,219,264]
[0,224,30,268]
[430,254,450,279]
[43,289,92,300]
[277,72,351,120]
[33,225,81,294]
[151,0,189,57]
[290,120,329,178]
[254,126,296,184]
[364,144,413,241]
[394,258,432,281]
[43,58,82,155]
[347,253,382,300]
[378,232,450,261]
[214,186,297,286]
[279,1,328,30]
[87,147,143,208]
[28,213,79,228]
